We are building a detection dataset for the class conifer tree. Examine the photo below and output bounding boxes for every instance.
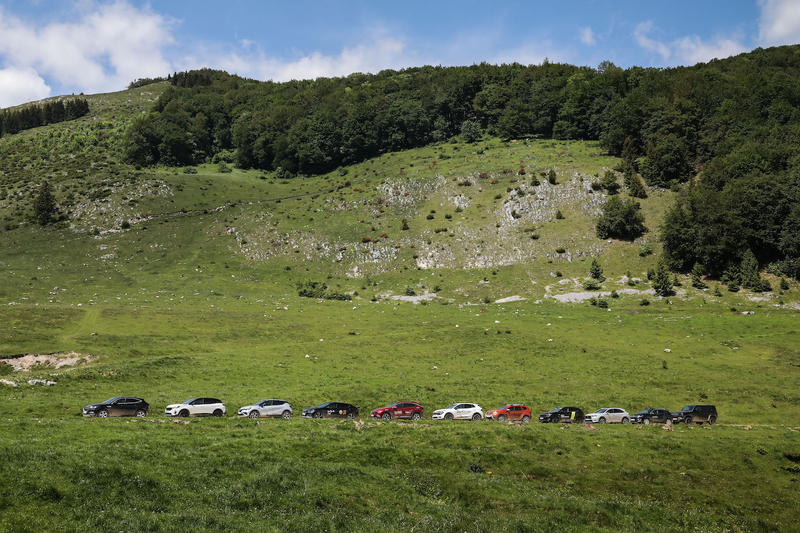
[653,260,675,297]
[589,258,605,281]
[33,181,57,225]
[691,263,707,289]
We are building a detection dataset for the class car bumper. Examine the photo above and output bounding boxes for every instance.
[431,413,447,419]
[82,410,96,417]
[164,411,181,417]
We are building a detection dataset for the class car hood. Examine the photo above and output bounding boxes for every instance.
[84,403,103,409]
[165,404,184,410]
[239,404,258,410]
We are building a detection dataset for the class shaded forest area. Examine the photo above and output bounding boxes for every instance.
[122,46,800,278]
[0,98,89,138]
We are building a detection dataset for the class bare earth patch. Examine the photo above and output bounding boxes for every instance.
[389,291,438,304]
[495,295,526,303]
[1,352,96,372]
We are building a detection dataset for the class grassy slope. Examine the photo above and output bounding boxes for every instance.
[1,85,799,532]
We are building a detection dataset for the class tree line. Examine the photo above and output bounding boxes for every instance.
[122,45,800,279]
[0,98,90,138]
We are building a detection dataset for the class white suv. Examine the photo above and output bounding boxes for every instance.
[238,399,293,419]
[165,397,226,417]
[432,403,483,421]
[584,407,630,424]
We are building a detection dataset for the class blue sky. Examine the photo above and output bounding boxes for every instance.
[1,1,799,107]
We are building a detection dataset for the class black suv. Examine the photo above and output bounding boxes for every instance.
[630,408,672,425]
[673,405,717,425]
[83,397,149,418]
[538,406,584,423]
[302,402,359,419]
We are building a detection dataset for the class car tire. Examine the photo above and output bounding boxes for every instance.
[249,411,260,419]
[665,418,672,425]
[684,417,692,425]
[179,409,190,418]
[522,415,530,423]
[281,410,291,419]
[498,414,506,422]
[643,418,651,425]
[347,412,356,419]
[313,411,323,419]
[708,416,716,425]
[135,409,147,417]
[213,409,223,417]
[381,412,391,421]
[444,413,454,420]
[97,409,108,418]
[622,417,629,424]
[472,413,482,421]
[599,417,606,424]
[411,412,421,420]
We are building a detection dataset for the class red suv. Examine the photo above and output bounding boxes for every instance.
[370,402,424,420]
[485,404,531,422]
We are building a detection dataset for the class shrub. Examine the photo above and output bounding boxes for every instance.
[218,162,233,173]
[597,299,609,308]
[596,196,646,240]
[640,298,650,306]
[404,287,416,296]
[548,169,557,184]
[530,177,540,186]
[556,247,566,254]
[610,290,619,298]
[455,206,463,213]
[401,219,409,230]
[600,170,620,195]
[120,220,131,229]
[555,210,564,220]
[460,120,482,143]
[583,279,602,290]
[639,243,653,257]
[780,277,790,290]
[445,214,453,219]
[426,214,434,220]
[297,281,351,300]
[517,166,526,176]
[183,167,198,174]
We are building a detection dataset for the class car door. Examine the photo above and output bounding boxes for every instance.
[262,400,276,417]
[457,404,472,419]
[509,406,521,420]
[609,409,623,423]
[107,398,125,416]
[117,398,136,417]
[559,408,571,423]
[192,398,208,416]
[327,403,340,418]
[397,403,412,419]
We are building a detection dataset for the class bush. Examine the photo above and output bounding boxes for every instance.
[555,209,564,220]
[640,298,650,306]
[218,162,233,173]
[460,120,482,143]
[401,219,409,231]
[597,299,609,308]
[780,277,790,290]
[297,281,351,300]
[555,247,566,254]
[596,196,646,240]
[600,170,620,195]
[548,169,557,184]
[426,214,434,220]
[639,243,653,257]
[183,167,198,174]
[120,220,131,229]
[583,279,602,290]
[404,287,416,296]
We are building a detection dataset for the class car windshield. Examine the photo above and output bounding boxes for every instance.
[383,403,398,408]
[446,404,459,409]
[594,408,608,413]
[101,397,121,404]
[258,401,270,407]
[315,402,332,409]
[637,409,652,414]
[549,407,564,413]
[494,405,510,411]
[182,398,198,404]
[680,405,694,412]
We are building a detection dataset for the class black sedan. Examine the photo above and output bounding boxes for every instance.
[302,401,358,419]
[538,406,584,423]
[83,397,149,418]
[630,408,672,425]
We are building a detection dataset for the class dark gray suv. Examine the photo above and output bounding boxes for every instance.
[673,405,717,425]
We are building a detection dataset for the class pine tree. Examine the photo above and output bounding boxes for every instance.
[691,263,707,289]
[740,249,760,289]
[624,170,648,198]
[589,258,605,281]
[33,181,57,226]
[653,261,675,297]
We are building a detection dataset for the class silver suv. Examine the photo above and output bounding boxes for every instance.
[584,407,630,424]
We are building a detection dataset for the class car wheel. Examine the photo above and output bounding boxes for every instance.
[179,409,190,418]
[643,418,651,425]
[249,411,260,419]
[381,412,391,421]
[213,409,223,417]
[708,416,716,425]
[472,413,482,421]
[444,413,454,420]
[684,417,692,425]
[665,418,672,425]
[97,409,108,418]
[313,411,323,419]
[347,412,356,419]
[411,412,421,420]
[498,414,506,422]
[622,417,629,424]
[281,410,291,419]
[599,417,606,424]
[522,415,530,423]
[135,409,147,417]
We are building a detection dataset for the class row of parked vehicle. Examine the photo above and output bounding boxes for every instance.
[81,397,719,425]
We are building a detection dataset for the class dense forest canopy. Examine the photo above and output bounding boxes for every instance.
[122,46,800,278]
[0,98,89,138]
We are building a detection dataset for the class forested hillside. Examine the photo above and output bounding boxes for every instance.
[123,46,800,280]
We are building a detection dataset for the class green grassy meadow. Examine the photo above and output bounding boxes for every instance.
[1,85,800,531]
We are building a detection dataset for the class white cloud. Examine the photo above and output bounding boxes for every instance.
[579,27,596,46]
[0,67,51,108]
[758,0,800,46]
[633,21,746,65]
[0,1,173,106]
